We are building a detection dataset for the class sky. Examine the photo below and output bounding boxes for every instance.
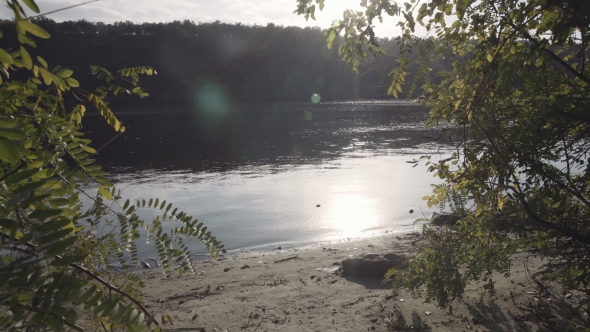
[0,0,404,37]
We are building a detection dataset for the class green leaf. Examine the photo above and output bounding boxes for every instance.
[29,208,63,219]
[39,218,74,231]
[37,56,47,68]
[32,168,56,181]
[17,292,34,303]
[95,176,113,187]
[66,78,80,87]
[98,185,113,200]
[81,145,96,154]
[74,286,97,305]
[0,128,26,140]
[0,48,13,65]
[45,236,77,256]
[39,67,53,85]
[0,138,21,163]
[5,169,37,185]
[12,180,45,194]
[21,0,40,13]
[19,20,50,38]
[56,68,73,78]
[49,198,70,207]
[456,0,475,19]
[0,117,16,128]
[20,193,51,207]
[18,33,36,47]
[20,46,32,70]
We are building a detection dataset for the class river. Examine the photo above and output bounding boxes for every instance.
[84,100,451,256]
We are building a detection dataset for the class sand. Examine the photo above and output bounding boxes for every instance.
[135,231,575,331]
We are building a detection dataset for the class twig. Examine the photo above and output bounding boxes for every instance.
[95,130,125,154]
[274,255,299,263]
[28,0,99,20]
[418,205,426,219]
[68,259,159,327]
[0,161,24,182]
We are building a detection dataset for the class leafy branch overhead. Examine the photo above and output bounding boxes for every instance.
[0,0,224,330]
[296,0,590,327]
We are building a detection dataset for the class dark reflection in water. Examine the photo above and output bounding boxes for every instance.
[84,101,436,174]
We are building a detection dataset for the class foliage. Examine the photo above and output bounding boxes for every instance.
[0,1,224,330]
[296,0,590,328]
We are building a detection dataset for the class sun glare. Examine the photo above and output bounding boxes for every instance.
[325,191,379,237]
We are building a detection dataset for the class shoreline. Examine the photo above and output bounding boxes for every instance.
[134,230,569,331]
[191,227,425,262]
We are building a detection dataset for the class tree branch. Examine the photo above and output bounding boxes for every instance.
[470,117,590,245]
[517,28,590,86]
[0,161,24,182]
[4,238,159,328]
[513,190,590,245]
[67,260,160,327]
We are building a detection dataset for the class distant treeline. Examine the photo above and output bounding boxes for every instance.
[0,18,450,103]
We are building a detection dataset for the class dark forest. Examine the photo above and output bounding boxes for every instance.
[0,18,445,103]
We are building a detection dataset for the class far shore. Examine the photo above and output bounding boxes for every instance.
[135,230,573,331]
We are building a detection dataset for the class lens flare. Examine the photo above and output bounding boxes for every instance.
[311,93,321,104]
[195,82,230,116]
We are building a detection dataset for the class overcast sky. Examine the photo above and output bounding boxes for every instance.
[0,0,404,37]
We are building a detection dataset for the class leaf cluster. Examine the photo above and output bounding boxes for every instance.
[0,1,224,330]
[297,0,590,327]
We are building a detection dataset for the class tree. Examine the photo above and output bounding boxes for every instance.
[0,1,225,330]
[296,0,590,328]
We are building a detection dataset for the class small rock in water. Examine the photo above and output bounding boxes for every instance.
[316,204,321,207]
[409,209,414,213]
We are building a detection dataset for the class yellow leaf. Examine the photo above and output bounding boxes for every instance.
[39,67,52,85]
[98,185,113,200]
[161,314,174,325]
[0,48,13,65]
[20,46,32,69]
[19,19,50,39]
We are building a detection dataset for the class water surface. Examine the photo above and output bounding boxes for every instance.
[84,100,450,255]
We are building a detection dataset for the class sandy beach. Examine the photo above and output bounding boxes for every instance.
[135,231,574,331]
